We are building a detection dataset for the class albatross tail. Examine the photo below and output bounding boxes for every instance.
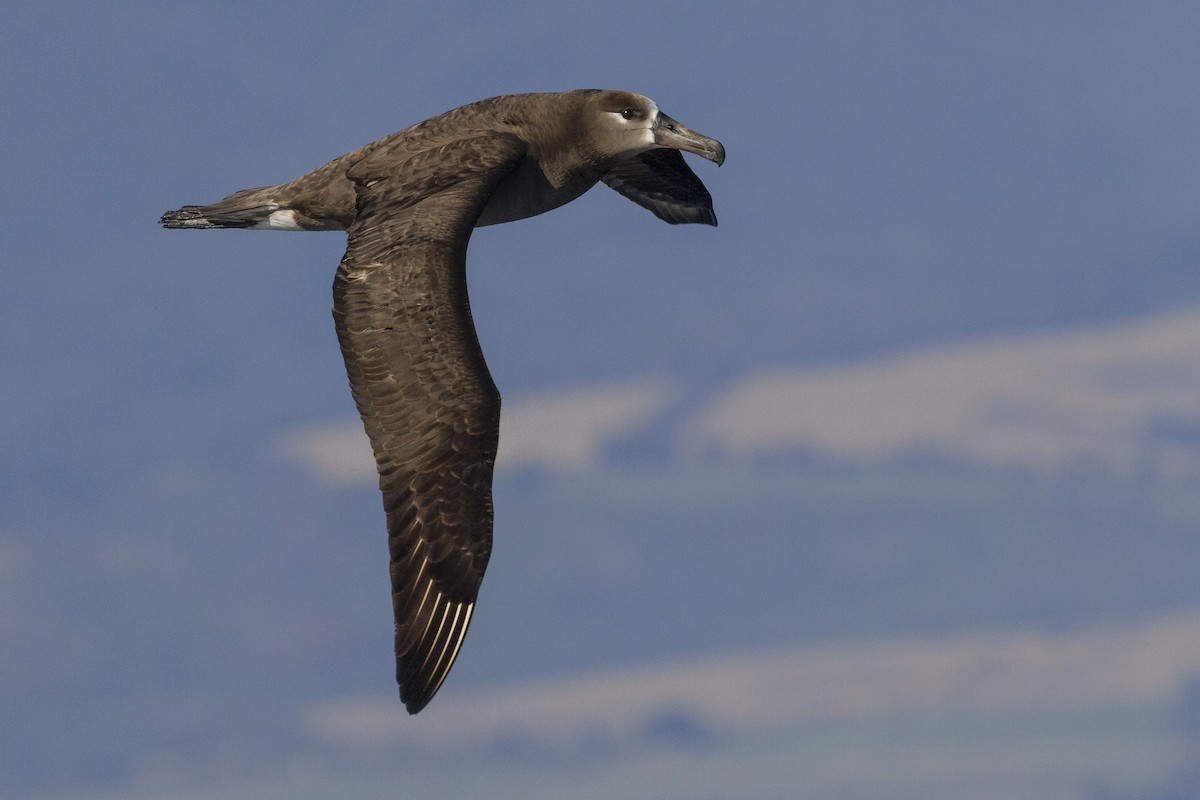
[159,184,300,230]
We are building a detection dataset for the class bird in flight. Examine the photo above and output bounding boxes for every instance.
[160,89,724,713]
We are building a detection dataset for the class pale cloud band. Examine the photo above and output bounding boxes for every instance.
[284,309,1200,481]
[281,378,676,482]
[685,308,1200,476]
[305,609,1200,751]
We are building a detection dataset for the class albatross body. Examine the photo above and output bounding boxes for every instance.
[160,89,724,713]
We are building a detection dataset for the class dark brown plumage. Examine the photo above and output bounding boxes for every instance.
[160,90,723,713]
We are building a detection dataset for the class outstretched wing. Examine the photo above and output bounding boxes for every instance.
[601,148,717,226]
[333,133,527,713]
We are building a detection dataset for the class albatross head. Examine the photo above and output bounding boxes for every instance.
[583,90,726,166]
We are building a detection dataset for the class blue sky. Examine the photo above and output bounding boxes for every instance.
[5,3,1200,798]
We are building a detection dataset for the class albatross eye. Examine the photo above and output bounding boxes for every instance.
[620,108,640,120]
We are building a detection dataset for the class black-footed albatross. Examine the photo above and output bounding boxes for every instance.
[160,89,724,713]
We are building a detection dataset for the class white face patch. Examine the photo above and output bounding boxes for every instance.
[641,99,660,147]
[253,208,303,231]
[607,98,659,152]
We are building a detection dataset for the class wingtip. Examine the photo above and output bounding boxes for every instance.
[678,209,718,226]
[402,688,430,715]
[395,598,476,715]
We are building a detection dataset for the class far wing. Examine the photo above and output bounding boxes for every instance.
[601,149,717,226]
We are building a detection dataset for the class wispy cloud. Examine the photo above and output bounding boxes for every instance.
[305,610,1200,751]
[683,309,1200,476]
[282,378,675,482]
[280,420,375,484]
[496,378,674,469]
